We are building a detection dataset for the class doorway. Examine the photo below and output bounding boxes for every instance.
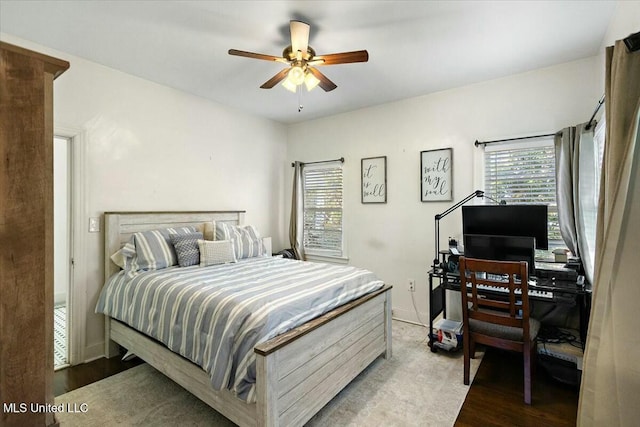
[54,135,72,369]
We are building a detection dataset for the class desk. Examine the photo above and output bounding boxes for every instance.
[427,267,591,352]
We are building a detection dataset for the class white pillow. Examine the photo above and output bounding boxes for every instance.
[110,248,127,269]
[198,239,237,267]
[110,241,136,270]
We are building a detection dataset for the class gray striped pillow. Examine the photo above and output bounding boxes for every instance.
[215,223,264,259]
[132,226,198,271]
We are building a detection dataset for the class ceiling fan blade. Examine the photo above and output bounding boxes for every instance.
[307,67,337,92]
[260,68,290,89]
[314,50,369,65]
[290,20,310,57]
[228,49,287,63]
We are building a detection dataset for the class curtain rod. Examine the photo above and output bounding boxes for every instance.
[585,94,605,131]
[474,133,557,147]
[476,93,606,147]
[291,157,344,167]
[624,30,640,52]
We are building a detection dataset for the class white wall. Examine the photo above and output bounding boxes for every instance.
[593,1,640,97]
[1,34,288,361]
[286,56,601,324]
[601,2,640,49]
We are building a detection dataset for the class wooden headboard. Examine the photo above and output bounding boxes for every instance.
[103,211,245,281]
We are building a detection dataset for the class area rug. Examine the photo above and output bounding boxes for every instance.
[55,320,482,426]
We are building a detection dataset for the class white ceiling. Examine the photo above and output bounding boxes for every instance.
[0,1,616,124]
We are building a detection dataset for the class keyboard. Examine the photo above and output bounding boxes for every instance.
[473,282,553,299]
[474,274,553,299]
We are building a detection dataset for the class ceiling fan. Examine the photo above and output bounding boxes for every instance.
[228,20,368,93]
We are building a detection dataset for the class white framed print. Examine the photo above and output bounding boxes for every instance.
[361,156,387,203]
[421,148,452,202]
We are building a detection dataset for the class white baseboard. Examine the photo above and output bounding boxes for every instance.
[391,307,429,327]
[84,342,106,363]
[54,292,66,306]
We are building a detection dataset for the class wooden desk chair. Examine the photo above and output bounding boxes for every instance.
[459,256,540,404]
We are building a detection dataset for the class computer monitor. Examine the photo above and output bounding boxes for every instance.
[462,204,549,250]
[463,234,536,276]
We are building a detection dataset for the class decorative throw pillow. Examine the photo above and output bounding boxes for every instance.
[215,223,264,259]
[132,226,198,271]
[170,232,203,267]
[198,239,237,267]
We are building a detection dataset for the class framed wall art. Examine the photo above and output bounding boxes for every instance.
[421,148,452,202]
[361,156,387,203]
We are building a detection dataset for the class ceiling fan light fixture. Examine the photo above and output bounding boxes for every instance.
[304,71,320,91]
[281,78,298,93]
[287,65,305,85]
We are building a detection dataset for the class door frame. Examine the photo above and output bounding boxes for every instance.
[54,125,87,365]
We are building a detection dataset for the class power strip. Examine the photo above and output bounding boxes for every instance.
[537,328,584,369]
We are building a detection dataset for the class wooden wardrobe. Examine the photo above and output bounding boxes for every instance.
[1,41,69,427]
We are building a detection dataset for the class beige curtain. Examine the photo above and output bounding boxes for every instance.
[578,40,640,426]
[289,161,305,260]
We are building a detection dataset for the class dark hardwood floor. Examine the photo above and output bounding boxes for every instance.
[54,356,143,397]
[55,347,579,425]
[455,347,579,426]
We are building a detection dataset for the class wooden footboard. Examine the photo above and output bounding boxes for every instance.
[109,317,257,426]
[255,286,391,426]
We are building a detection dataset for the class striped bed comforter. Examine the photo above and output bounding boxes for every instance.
[96,256,384,402]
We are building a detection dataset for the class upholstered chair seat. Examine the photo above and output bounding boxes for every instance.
[469,317,540,342]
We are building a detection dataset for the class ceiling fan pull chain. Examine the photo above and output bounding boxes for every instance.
[298,85,303,112]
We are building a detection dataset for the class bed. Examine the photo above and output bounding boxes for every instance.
[100,211,392,427]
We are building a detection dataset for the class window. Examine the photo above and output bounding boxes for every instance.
[483,138,562,256]
[303,163,344,258]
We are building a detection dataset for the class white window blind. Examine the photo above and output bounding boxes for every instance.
[303,164,343,257]
[484,139,562,247]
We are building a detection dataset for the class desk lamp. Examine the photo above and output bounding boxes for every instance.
[432,190,504,270]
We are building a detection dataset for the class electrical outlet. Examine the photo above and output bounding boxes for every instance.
[408,279,415,292]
